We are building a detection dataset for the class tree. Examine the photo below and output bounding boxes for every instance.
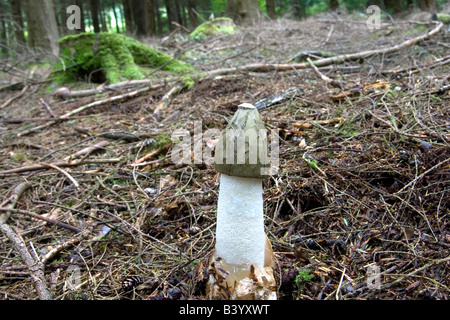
[329,0,339,11]
[24,0,59,56]
[418,0,436,12]
[266,0,276,19]
[165,0,180,31]
[384,0,404,14]
[121,0,133,34]
[187,0,199,28]
[9,0,26,46]
[90,0,101,33]
[228,0,261,25]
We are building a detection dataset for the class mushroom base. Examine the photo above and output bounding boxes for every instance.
[207,235,277,300]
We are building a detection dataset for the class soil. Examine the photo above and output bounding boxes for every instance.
[0,12,449,300]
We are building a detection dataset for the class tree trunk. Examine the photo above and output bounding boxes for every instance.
[385,0,404,14]
[121,0,134,34]
[187,0,198,28]
[418,0,436,12]
[146,0,156,35]
[291,0,306,19]
[231,0,261,25]
[0,20,8,57]
[164,0,180,31]
[100,0,108,32]
[111,1,120,33]
[90,0,101,33]
[9,0,26,46]
[329,0,339,11]
[24,0,59,56]
[131,0,147,36]
[155,0,163,34]
[266,0,276,19]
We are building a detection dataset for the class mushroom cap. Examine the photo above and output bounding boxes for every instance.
[214,103,270,178]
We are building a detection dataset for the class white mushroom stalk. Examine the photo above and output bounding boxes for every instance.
[208,103,276,300]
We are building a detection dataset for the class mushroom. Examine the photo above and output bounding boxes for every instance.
[207,103,277,300]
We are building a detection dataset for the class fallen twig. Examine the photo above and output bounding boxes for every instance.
[0,85,29,110]
[153,82,186,120]
[39,98,57,118]
[0,221,52,299]
[0,158,122,177]
[0,207,83,233]
[134,143,172,165]
[40,162,80,189]
[205,22,444,77]
[64,140,108,161]
[17,86,159,137]
[307,57,345,89]
[0,182,31,223]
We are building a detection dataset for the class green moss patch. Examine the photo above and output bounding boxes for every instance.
[189,18,237,41]
[52,33,194,84]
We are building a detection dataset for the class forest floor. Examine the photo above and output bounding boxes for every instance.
[0,12,449,300]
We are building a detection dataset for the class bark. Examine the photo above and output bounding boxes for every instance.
[9,0,26,45]
[165,0,180,31]
[90,0,101,33]
[385,0,404,14]
[418,0,436,12]
[329,0,339,11]
[231,0,261,25]
[266,0,276,19]
[24,0,59,56]
[0,20,7,57]
[187,0,198,28]
[121,0,133,34]
[146,0,156,35]
[100,0,108,32]
[111,1,120,33]
[131,0,146,35]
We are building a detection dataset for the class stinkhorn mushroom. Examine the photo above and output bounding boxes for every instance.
[207,103,277,300]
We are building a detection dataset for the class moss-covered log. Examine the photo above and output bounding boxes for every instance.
[189,18,237,41]
[52,33,194,84]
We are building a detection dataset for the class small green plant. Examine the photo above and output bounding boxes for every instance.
[295,269,314,293]
[11,152,27,163]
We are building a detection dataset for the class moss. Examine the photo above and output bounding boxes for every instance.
[155,133,172,149]
[189,18,237,41]
[436,13,450,24]
[51,33,194,84]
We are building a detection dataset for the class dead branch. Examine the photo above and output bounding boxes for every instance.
[134,143,172,165]
[382,54,450,75]
[0,182,31,223]
[39,163,80,189]
[39,98,57,118]
[0,85,29,110]
[307,57,345,89]
[205,22,444,78]
[153,82,186,120]
[0,158,121,177]
[41,227,93,265]
[64,140,108,161]
[0,207,83,233]
[17,86,157,137]
[0,221,52,299]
